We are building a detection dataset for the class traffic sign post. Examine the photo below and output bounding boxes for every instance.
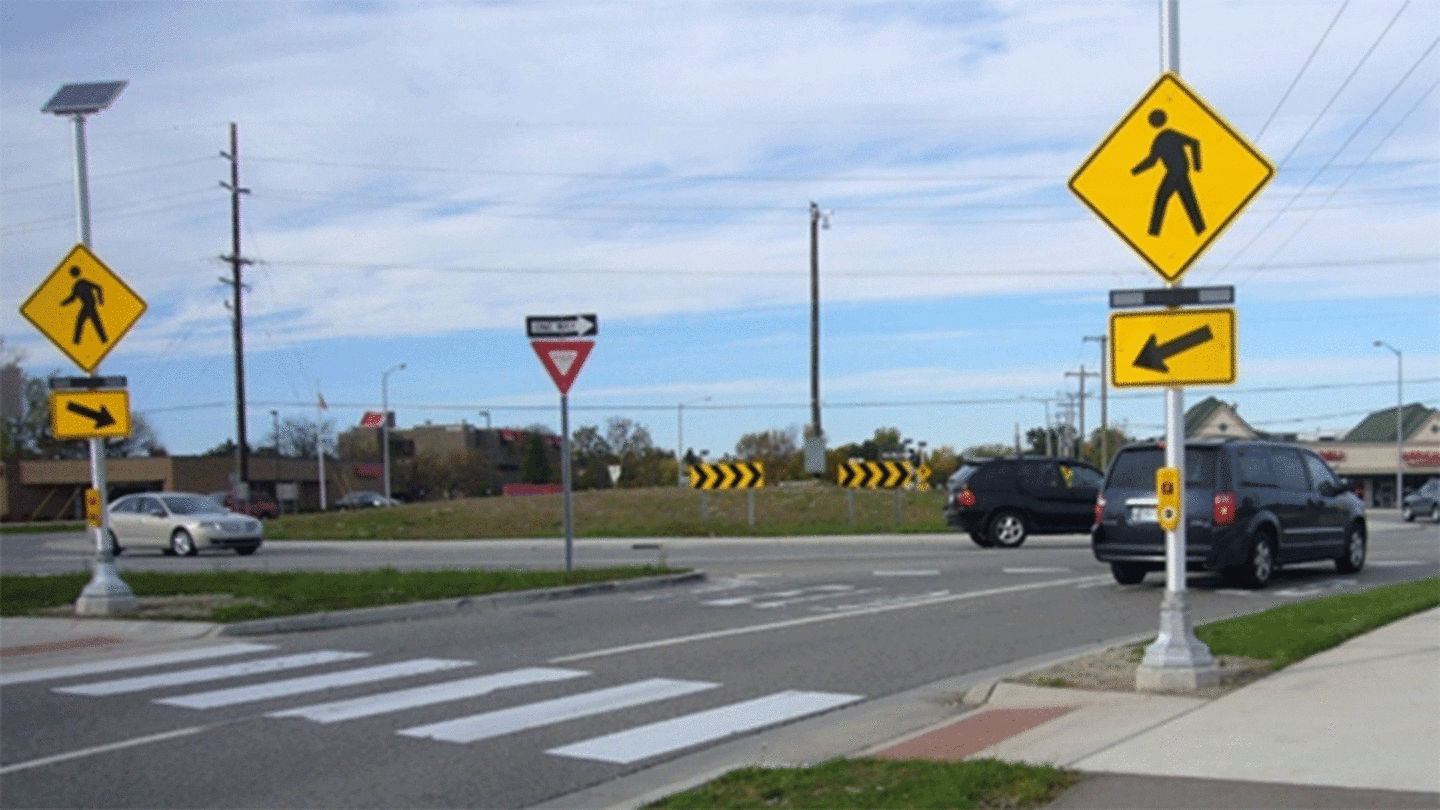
[1069,73,1274,284]
[529,319,597,572]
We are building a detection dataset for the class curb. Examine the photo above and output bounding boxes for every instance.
[216,570,707,636]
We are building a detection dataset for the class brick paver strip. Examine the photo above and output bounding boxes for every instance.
[0,637,123,657]
[873,705,1076,761]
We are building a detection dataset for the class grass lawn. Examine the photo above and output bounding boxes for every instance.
[0,565,681,622]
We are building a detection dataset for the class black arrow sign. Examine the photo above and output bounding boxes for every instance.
[66,401,116,429]
[1133,325,1214,373]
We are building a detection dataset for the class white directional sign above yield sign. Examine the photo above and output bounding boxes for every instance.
[20,243,147,373]
[1069,73,1274,283]
[1109,307,1236,388]
[527,313,598,340]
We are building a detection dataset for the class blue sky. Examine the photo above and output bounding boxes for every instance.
[2,0,1436,463]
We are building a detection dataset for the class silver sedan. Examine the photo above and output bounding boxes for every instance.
[107,492,263,556]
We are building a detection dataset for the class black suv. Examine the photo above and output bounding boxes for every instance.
[944,457,1104,548]
[1092,440,1366,588]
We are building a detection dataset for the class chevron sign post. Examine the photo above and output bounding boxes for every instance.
[837,459,922,489]
[688,461,765,490]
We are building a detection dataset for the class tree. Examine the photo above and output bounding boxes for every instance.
[267,415,335,459]
[734,426,802,481]
[962,443,1013,460]
[521,433,554,484]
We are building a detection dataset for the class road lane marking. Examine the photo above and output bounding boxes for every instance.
[269,667,589,724]
[549,575,1110,663]
[397,678,716,744]
[0,642,275,687]
[872,570,941,577]
[55,651,370,696]
[0,725,210,775]
[1003,567,1073,574]
[156,658,473,709]
[548,690,863,764]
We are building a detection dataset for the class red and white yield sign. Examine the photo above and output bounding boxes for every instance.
[531,339,594,395]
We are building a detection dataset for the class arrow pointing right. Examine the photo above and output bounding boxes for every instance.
[66,401,116,429]
[1133,325,1214,373]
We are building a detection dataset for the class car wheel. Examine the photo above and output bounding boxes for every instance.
[1335,524,1366,574]
[1401,505,1415,522]
[1110,562,1148,585]
[171,529,198,557]
[1228,532,1276,589]
[1431,505,1440,524]
[968,531,994,548]
[987,510,1028,548]
[235,543,260,556]
[107,530,123,557]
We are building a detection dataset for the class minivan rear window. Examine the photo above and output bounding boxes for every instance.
[1106,447,1218,490]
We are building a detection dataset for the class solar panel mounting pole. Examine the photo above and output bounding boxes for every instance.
[1136,1,1218,691]
[43,80,138,615]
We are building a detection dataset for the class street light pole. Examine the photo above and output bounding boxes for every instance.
[1374,341,1404,507]
[381,363,405,501]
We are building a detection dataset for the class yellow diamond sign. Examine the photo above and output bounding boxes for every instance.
[1110,307,1236,388]
[20,244,147,373]
[1070,73,1274,283]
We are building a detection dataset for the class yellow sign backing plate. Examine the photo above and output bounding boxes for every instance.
[1070,73,1274,283]
[50,389,132,439]
[1110,307,1236,388]
[20,244,147,373]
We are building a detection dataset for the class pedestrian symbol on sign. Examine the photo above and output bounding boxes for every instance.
[1132,109,1206,238]
[62,265,109,345]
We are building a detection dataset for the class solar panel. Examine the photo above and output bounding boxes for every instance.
[42,81,128,115]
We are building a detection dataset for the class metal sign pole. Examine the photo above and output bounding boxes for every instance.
[560,392,574,572]
[1135,0,1217,690]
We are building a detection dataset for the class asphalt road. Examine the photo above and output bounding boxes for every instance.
[2,515,1436,808]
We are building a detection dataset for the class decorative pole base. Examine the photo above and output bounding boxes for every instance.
[1136,589,1218,692]
[74,560,139,616]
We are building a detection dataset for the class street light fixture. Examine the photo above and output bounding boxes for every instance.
[44,79,136,615]
[381,363,406,501]
[677,396,711,486]
[1374,341,1403,507]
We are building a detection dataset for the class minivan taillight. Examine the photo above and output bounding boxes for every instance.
[956,488,976,508]
[1094,493,1106,525]
[1213,491,1237,526]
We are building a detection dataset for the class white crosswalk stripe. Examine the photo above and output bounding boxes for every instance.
[0,642,276,687]
[156,658,474,709]
[269,667,588,724]
[548,689,863,763]
[55,651,371,696]
[397,678,716,743]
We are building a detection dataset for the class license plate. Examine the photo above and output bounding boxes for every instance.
[1129,506,1157,523]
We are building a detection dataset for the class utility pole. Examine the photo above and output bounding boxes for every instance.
[808,202,829,440]
[220,123,253,503]
[1084,335,1110,464]
[1065,366,1100,459]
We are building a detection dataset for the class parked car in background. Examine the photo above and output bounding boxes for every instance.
[334,490,399,510]
[943,456,1104,548]
[1401,478,1440,523]
[1092,440,1366,588]
[108,492,263,556]
[207,492,280,519]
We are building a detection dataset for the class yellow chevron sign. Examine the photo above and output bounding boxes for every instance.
[837,460,928,489]
[688,462,765,490]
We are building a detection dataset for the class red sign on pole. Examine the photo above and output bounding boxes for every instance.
[532,340,594,395]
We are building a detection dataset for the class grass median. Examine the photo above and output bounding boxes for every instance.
[644,577,1439,809]
[0,565,683,623]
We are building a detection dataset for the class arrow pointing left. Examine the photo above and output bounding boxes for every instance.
[66,401,116,428]
[1133,325,1214,373]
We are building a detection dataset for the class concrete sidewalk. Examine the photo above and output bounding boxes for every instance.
[871,606,1440,808]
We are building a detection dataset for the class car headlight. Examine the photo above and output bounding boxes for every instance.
[200,521,223,531]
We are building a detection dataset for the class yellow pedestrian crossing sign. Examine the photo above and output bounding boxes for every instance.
[20,243,147,373]
[1070,73,1274,283]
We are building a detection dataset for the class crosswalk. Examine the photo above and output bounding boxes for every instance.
[11,643,862,767]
